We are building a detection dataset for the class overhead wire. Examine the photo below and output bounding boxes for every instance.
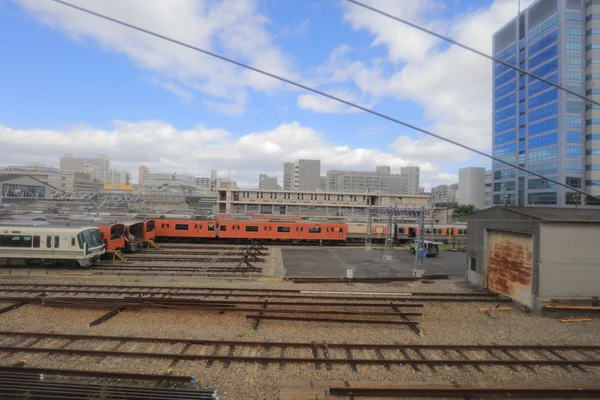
[346,0,599,106]
[49,0,600,202]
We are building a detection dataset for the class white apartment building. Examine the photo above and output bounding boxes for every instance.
[326,166,420,195]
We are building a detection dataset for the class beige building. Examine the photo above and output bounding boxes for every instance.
[59,154,109,172]
[216,186,430,218]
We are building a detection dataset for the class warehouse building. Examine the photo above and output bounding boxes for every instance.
[466,207,600,311]
[0,174,51,204]
[217,185,430,219]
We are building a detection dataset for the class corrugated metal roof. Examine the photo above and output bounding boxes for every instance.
[0,174,50,187]
[472,206,600,222]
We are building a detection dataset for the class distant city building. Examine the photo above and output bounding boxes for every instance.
[431,184,458,203]
[59,154,109,172]
[283,159,321,191]
[195,177,212,192]
[485,170,493,208]
[258,174,279,190]
[320,176,327,191]
[138,165,149,185]
[218,186,430,218]
[210,170,218,192]
[458,167,486,209]
[326,166,419,195]
[85,170,131,185]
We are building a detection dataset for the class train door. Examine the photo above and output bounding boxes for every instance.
[46,234,60,256]
[408,227,416,238]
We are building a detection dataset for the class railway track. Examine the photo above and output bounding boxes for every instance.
[0,283,507,303]
[124,255,266,263]
[95,265,262,273]
[142,250,269,256]
[0,331,598,373]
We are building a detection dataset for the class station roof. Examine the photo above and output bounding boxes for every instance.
[0,174,48,186]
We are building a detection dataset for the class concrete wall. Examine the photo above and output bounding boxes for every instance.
[458,167,485,209]
[538,223,600,298]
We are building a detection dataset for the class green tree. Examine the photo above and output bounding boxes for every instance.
[452,204,477,220]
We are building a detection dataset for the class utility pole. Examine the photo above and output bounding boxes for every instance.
[412,206,426,278]
[365,203,372,251]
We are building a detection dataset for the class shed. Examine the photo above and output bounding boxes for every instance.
[466,206,600,311]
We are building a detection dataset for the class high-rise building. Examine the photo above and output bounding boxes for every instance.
[492,0,599,207]
[139,165,149,185]
[59,154,109,172]
[210,170,218,192]
[282,160,321,191]
[258,174,279,190]
[485,170,493,208]
[458,167,486,209]
[326,166,420,194]
[283,162,294,190]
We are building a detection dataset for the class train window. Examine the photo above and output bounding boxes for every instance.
[245,226,259,232]
[23,236,32,248]
[277,226,291,232]
[10,236,21,247]
[0,235,9,247]
[208,224,215,231]
[71,238,76,246]
[308,227,321,234]
[175,224,189,231]
[33,236,40,248]
[54,236,60,248]
[46,236,52,248]
[464,229,467,234]
[220,225,227,232]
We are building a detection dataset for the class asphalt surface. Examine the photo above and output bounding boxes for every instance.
[282,248,467,278]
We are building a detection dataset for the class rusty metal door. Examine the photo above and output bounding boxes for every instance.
[487,230,533,307]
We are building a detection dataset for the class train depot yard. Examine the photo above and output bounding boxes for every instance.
[0,215,598,399]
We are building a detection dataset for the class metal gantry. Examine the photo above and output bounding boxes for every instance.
[364,206,427,276]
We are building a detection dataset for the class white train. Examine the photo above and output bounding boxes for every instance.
[0,223,105,267]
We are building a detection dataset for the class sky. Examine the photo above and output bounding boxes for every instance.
[0,0,533,190]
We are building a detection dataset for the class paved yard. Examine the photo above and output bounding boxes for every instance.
[282,248,466,278]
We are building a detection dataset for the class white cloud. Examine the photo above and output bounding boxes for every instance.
[328,0,535,163]
[297,89,361,114]
[17,0,296,113]
[342,0,445,63]
[0,121,446,188]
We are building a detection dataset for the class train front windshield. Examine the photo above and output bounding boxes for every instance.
[146,220,155,232]
[78,229,103,249]
[128,223,144,239]
[110,224,125,240]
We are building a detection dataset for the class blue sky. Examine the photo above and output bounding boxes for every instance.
[0,0,527,188]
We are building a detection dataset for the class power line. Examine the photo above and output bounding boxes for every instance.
[49,0,600,202]
[346,0,600,106]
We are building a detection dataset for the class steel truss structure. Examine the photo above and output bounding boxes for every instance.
[1,183,47,204]
[365,206,427,274]
[43,190,188,210]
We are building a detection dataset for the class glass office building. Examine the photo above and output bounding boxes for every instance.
[492,0,600,206]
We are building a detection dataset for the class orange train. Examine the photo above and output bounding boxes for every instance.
[155,219,346,243]
[151,217,466,244]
